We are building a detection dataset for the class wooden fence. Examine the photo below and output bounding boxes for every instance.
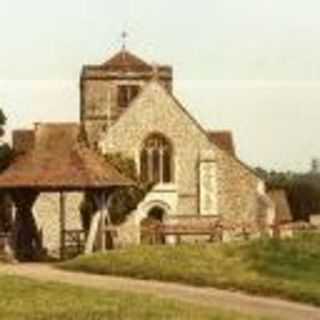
[140,220,317,244]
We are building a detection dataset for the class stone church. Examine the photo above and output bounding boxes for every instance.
[5,48,275,255]
[77,49,273,244]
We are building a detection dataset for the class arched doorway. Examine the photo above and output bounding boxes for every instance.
[140,206,166,245]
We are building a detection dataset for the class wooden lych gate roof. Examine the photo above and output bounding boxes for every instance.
[0,123,133,191]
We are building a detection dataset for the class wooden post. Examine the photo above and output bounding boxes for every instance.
[84,211,100,255]
[100,193,106,252]
[59,192,66,260]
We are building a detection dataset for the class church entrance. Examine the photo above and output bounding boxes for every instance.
[140,206,166,245]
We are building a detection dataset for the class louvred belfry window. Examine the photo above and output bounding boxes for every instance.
[118,85,140,109]
[140,134,173,184]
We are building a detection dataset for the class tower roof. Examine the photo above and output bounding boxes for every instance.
[81,49,173,82]
[102,49,152,71]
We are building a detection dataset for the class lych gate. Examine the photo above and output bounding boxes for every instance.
[0,123,133,261]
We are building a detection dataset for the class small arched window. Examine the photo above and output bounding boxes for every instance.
[140,134,173,184]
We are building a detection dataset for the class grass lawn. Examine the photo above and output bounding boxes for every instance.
[61,232,320,306]
[0,275,269,320]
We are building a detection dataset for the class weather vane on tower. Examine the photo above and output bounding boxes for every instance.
[121,31,128,50]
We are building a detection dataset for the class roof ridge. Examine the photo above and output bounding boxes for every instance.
[75,144,133,185]
[102,49,152,69]
[105,79,261,181]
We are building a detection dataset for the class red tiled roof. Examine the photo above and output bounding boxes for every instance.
[102,50,152,71]
[207,130,236,156]
[12,129,35,153]
[0,123,133,191]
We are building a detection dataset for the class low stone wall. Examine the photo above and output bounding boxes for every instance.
[113,211,140,248]
[33,192,83,257]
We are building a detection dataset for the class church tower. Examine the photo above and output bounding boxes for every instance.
[80,49,173,146]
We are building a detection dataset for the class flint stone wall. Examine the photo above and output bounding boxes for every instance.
[101,82,266,224]
[33,192,82,256]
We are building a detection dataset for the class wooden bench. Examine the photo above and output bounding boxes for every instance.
[142,224,224,244]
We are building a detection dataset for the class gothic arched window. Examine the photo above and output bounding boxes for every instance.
[140,134,173,184]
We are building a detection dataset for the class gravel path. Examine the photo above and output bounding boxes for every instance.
[0,263,320,320]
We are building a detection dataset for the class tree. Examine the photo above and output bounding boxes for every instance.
[80,152,153,246]
[0,108,12,233]
[0,108,12,171]
[0,109,6,136]
[255,167,269,181]
[0,111,14,258]
[255,167,320,221]
[287,173,320,220]
[0,143,12,172]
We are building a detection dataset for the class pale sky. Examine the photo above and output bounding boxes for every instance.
[0,0,319,172]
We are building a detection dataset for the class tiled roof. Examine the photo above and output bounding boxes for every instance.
[207,130,236,156]
[102,50,152,71]
[0,123,133,191]
[12,130,35,153]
